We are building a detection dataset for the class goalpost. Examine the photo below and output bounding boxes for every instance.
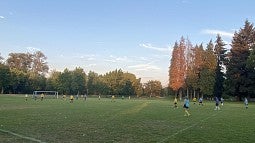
[33,91,59,99]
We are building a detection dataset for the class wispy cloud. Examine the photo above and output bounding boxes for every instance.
[202,29,234,38]
[26,47,41,52]
[0,16,5,19]
[128,64,160,71]
[139,43,170,52]
[104,55,131,63]
[80,54,96,61]
[84,64,96,68]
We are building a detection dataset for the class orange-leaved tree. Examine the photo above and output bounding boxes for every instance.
[169,37,187,98]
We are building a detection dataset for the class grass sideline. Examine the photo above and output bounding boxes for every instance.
[0,94,254,143]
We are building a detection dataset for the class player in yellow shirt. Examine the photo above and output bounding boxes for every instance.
[192,97,197,105]
[62,94,66,100]
[111,95,115,102]
[70,95,74,103]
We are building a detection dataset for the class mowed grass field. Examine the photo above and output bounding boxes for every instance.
[0,95,255,143]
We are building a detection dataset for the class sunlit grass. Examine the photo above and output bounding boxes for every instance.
[0,95,254,143]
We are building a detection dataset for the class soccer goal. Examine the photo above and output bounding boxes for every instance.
[33,91,59,99]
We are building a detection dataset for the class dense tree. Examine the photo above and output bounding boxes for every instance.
[103,69,142,96]
[144,80,162,97]
[246,45,255,97]
[169,37,186,97]
[31,51,49,75]
[186,44,204,98]
[199,40,217,97]
[28,73,47,92]
[169,42,179,92]
[0,53,3,64]
[6,51,49,75]
[87,71,100,95]
[225,20,255,100]
[213,35,227,98]
[0,64,11,93]
[58,68,72,94]
[46,70,61,91]
[6,53,33,72]
[9,68,29,94]
[70,67,86,94]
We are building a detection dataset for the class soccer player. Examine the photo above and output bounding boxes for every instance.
[70,95,74,103]
[244,97,248,109]
[198,97,203,106]
[40,93,44,101]
[84,94,87,101]
[25,94,28,101]
[111,95,115,102]
[173,97,178,108]
[63,94,66,100]
[192,97,197,105]
[220,97,224,106]
[183,97,191,116]
[214,97,220,110]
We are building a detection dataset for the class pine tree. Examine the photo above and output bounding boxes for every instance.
[225,20,255,100]
[169,37,187,97]
[169,42,180,92]
[213,35,227,98]
[246,45,255,97]
[200,40,217,97]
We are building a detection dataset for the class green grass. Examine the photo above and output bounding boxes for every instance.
[0,95,255,143]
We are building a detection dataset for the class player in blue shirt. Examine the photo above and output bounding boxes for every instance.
[183,97,191,116]
[198,97,203,106]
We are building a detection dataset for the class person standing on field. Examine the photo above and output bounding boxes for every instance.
[192,97,197,105]
[220,97,224,106]
[183,97,191,116]
[84,94,87,101]
[173,97,178,108]
[41,93,44,101]
[244,97,248,109]
[198,97,203,106]
[25,94,28,101]
[214,97,220,110]
[70,95,74,103]
[111,95,115,102]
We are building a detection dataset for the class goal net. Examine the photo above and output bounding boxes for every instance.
[33,91,59,99]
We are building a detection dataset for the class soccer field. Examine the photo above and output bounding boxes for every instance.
[0,95,254,143]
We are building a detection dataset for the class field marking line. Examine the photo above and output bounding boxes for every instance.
[0,128,46,143]
[158,113,218,143]
[121,102,149,115]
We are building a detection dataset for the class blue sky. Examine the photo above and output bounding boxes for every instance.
[0,0,254,86]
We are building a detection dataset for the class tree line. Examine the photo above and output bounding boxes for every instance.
[1,20,254,100]
[169,20,255,100]
[0,52,163,97]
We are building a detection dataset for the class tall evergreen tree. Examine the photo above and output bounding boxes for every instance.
[0,64,11,93]
[213,35,227,98]
[169,37,186,97]
[169,42,180,92]
[246,45,255,97]
[190,44,204,98]
[0,53,3,64]
[225,20,255,100]
[200,40,217,97]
